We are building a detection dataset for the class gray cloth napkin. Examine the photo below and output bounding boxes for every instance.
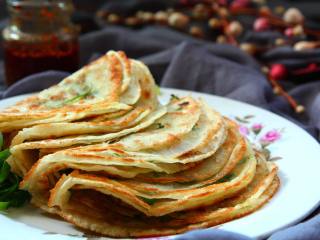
[0,27,319,240]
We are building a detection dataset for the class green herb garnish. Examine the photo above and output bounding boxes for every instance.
[237,157,248,165]
[0,202,9,210]
[156,123,165,129]
[0,161,10,183]
[192,124,198,131]
[139,197,158,205]
[0,149,10,162]
[111,152,122,157]
[215,173,235,183]
[0,145,30,211]
[63,89,92,105]
[170,94,180,100]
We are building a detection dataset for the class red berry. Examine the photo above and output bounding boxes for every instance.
[230,0,250,10]
[284,28,294,37]
[254,17,270,32]
[270,64,287,80]
[307,63,318,72]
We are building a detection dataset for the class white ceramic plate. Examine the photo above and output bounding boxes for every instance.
[0,88,319,240]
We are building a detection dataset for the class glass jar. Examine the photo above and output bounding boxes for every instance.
[2,0,79,86]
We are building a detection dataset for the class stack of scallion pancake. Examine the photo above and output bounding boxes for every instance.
[1,51,279,238]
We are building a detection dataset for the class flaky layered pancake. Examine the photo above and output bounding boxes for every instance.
[1,50,279,238]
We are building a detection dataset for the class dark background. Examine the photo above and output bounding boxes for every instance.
[1,0,320,34]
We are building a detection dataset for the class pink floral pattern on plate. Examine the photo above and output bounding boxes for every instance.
[234,115,283,161]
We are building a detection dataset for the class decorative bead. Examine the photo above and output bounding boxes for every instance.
[107,13,121,24]
[275,38,286,46]
[225,21,243,37]
[208,18,222,29]
[254,17,270,32]
[292,25,304,36]
[283,8,304,25]
[218,7,229,18]
[295,105,305,113]
[139,11,154,23]
[168,12,190,29]
[259,6,272,16]
[154,11,169,24]
[240,43,257,55]
[189,26,205,38]
[230,0,250,10]
[270,64,287,80]
[275,5,285,15]
[216,35,227,43]
[284,27,294,37]
[294,41,313,51]
[273,86,281,95]
[125,17,140,27]
[192,3,211,20]
[307,63,318,71]
[261,66,269,74]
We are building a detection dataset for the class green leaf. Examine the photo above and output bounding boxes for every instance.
[0,161,10,184]
[0,173,19,196]
[0,135,30,211]
[139,197,158,205]
[7,190,30,208]
[0,149,11,162]
[0,201,9,210]
[0,132,4,151]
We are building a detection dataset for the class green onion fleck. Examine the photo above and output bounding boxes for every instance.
[63,89,92,105]
[139,197,158,205]
[215,173,235,183]
[170,94,180,100]
[156,123,165,129]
